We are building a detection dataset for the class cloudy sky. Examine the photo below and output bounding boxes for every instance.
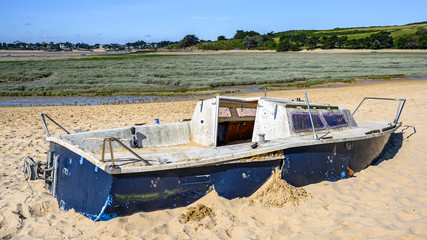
[1,0,426,44]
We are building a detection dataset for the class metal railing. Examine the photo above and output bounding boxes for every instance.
[41,113,70,137]
[352,97,406,125]
[101,137,150,167]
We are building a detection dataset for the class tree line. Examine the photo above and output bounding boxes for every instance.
[1,26,426,52]
[276,28,426,51]
[198,27,427,51]
[0,40,177,51]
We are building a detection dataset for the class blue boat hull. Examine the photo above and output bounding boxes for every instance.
[47,132,392,220]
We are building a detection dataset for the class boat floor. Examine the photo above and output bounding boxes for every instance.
[92,121,393,169]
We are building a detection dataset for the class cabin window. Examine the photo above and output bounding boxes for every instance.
[322,113,348,128]
[218,107,232,117]
[291,112,326,132]
[236,108,257,117]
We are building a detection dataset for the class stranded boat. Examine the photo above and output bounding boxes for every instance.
[24,94,405,221]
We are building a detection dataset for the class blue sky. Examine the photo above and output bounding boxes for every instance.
[1,0,426,44]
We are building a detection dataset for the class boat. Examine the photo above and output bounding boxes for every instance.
[24,94,405,221]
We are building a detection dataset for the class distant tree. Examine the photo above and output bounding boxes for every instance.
[253,35,264,47]
[416,26,427,35]
[336,36,348,48]
[244,36,257,49]
[47,42,60,51]
[393,27,427,49]
[306,35,319,49]
[234,30,260,39]
[394,34,419,49]
[64,42,73,49]
[178,34,199,48]
[290,43,301,51]
[416,27,427,49]
[290,32,308,44]
[264,31,275,41]
[263,39,277,49]
[322,35,338,49]
[76,43,90,50]
[126,40,146,49]
[234,30,245,39]
[366,31,393,49]
[276,38,292,52]
[217,35,226,41]
[157,41,176,48]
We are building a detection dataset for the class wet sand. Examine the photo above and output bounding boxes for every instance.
[0,78,426,239]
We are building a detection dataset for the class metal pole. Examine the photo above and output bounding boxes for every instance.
[109,140,115,167]
[41,113,70,137]
[101,140,106,163]
[395,99,406,124]
[394,100,401,125]
[304,91,318,140]
[352,97,406,124]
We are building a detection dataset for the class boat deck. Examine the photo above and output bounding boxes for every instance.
[90,121,394,173]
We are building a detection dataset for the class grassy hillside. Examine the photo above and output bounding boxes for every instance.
[199,22,427,51]
[274,22,427,40]
[315,22,427,39]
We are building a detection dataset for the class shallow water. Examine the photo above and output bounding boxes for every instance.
[0,94,211,107]
[0,76,425,107]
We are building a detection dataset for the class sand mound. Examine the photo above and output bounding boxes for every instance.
[180,204,215,223]
[250,169,308,207]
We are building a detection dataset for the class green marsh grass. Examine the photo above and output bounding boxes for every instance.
[0,52,426,96]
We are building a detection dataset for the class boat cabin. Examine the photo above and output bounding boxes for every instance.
[190,96,357,147]
[54,96,357,169]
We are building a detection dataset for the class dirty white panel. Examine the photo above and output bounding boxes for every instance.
[252,99,291,142]
[190,98,217,146]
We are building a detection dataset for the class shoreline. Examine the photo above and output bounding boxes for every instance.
[1,76,425,107]
[1,48,426,61]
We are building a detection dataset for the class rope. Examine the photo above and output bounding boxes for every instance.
[83,137,128,142]
[23,156,35,203]
[401,125,416,139]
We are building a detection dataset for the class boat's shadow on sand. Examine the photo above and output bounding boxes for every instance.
[372,125,416,166]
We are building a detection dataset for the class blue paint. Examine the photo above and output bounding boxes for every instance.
[49,143,114,221]
[59,200,66,210]
[46,132,393,221]
[94,195,116,222]
[282,143,350,187]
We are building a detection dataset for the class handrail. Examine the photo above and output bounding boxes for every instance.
[41,113,70,137]
[352,97,406,125]
[101,137,150,167]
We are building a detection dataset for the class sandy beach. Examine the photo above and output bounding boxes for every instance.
[0,78,426,239]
